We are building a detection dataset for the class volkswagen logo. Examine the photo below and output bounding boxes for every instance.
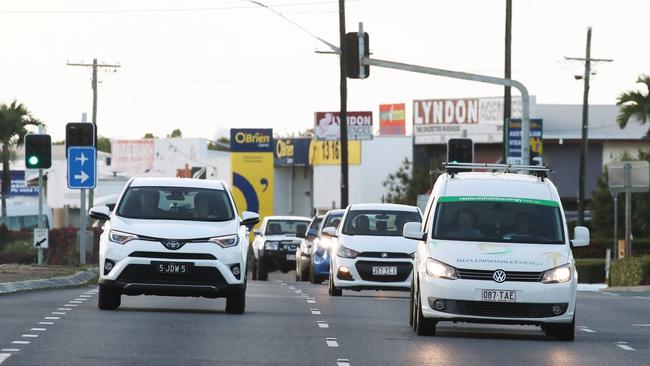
[163,240,182,250]
[381,252,388,258]
[493,269,507,283]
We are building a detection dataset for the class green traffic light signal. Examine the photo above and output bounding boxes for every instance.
[24,134,52,169]
[28,155,39,167]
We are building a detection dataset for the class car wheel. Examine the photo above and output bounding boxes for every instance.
[300,258,310,282]
[295,257,301,281]
[414,283,435,336]
[328,274,342,297]
[226,285,246,314]
[98,284,121,310]
[251,256,258,281]
[257,260,269,281]
[409,280,415,327]
[544,315,575,341]
[309,261,319,284]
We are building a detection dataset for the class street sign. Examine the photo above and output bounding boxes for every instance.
[67,147,96,189]
[608,160,650,193]
[33,228,48,249]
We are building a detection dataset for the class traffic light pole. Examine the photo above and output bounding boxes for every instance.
[80,188,87,265]
[338,0,349,208]
[37,125,44,265]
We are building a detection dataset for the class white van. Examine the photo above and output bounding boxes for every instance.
[403,163,589,340]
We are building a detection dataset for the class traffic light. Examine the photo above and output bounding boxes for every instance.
[344,31,369,79]
[66,122,95,156]
[447,138,474,163]
[25,134,52,169]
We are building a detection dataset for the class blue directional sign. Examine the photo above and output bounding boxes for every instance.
[67,147,96,189]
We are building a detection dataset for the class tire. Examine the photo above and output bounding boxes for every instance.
[251,255,258,281]
[328,274,342,296]
[257,260,268,281]
[98,284,121,310]
[299,258,310,282]
[295,257,302,281]
[226,285,246,314]
[309,261,319,284]
[544,315,575,341]
[409,281,415,327]
[414,281,435,336]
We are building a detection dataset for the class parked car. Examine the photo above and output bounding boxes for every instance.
[404,163,589,340]
[309,209,345,284]
[296,215,324,281]
[328,203,422,296]
[89,177,259,313]
[251,216,312,281]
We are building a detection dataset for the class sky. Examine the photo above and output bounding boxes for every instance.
[0,0,649,141]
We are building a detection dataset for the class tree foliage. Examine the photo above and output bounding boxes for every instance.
[97,136,111,153]
[143,132,155,139]
[382,159,430,206]
[617,74,650,136]
[167,129,182,138]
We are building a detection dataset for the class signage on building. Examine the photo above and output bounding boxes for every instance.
[309,141,361,165]
[507,119,543,165]
[274,138,310,166]
[315,111,373,141]
[1,171,39,196]
[379,103,406,135]
[412,96,536,145]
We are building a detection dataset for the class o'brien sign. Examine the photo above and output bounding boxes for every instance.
[315,111,373,141]
[412,96,535,145]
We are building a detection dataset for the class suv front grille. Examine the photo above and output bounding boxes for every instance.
[129,251,216,260]
[457,268,543,282]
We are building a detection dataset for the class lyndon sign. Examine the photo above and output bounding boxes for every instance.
[314,111,373,141]
[413,96,535,145]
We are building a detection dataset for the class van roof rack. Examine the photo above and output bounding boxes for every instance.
[442,162,550,179]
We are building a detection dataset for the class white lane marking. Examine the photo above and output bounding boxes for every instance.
[337,359,351,366]
[11,341,29,345]
[307,298,316,304]
[310,308,321,315]
[294,289,302,294]
[79,295,91,298]
[617,344,635,351]
[326,338,339,347]
[0,350,19,353]
[0,353,11,364]
[64,304,78,307]
[21,335,38,338]
[317,321,329,328]
[301,294,308,297]
[69,301,83,304]
[58,308,71,311]
[632,324,650,327]
[38,322,54,325]
[73,298,87,301]
[578,326,596,333]
[52,312,66,315]
[30,328,47,332]
[280,283,287,286]
[288,286,295,290]
[44,317,59,320]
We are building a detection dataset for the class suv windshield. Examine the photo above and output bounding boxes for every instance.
[342,210,422,237]
[431,196,565,244]
[116,186,235,221]
[265,220,311,236]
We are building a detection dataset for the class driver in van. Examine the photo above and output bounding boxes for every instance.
[448,209,483,239]
[504,213,536,239]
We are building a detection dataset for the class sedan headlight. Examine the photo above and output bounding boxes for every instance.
[208,235,239,248]
[542,264,572,284]
[336,245,359,259]
[264,241,279,250]
[425,258,458,280]
[109,230,138,245]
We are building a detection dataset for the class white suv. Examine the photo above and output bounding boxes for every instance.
[89,177,259,313]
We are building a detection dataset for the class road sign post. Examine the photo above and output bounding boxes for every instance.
[68,146,96,265]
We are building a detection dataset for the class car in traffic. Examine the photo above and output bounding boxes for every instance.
[251,216,312,281]
[309,209,345,284]
[327,203,422,296]
[404,163,590,340]
[295,214,324,281]
[89,177,259,313]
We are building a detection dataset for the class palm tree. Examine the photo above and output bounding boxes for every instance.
[616,74,650,136]
[0,101,41,225]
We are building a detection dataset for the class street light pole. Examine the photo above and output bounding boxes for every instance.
[338,0,349,208]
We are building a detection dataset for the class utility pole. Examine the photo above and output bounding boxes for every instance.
[565,28,612,225]
[503,0,512,161]
[338,0,349,208]
[67,59,120,214]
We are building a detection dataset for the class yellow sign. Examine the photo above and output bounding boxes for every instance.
[231,152,274,220]
[309,140,361,165]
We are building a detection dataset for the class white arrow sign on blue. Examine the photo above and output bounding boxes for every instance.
[67,147,96,189]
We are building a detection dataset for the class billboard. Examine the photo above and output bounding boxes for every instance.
[309,141,361,165]
[379,103,406,135]
[274,138,310,166]
[230,129,274,220]
[111,138,208,176]
[412,96,536,145]
[507,119,543,165]
[315,111,373,141]
[0,171,39,196]
[111,139,155,172]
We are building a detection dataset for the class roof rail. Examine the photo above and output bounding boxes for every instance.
[442,162,550,179]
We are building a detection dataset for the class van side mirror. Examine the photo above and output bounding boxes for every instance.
[322,226,337,237]
[89,206,111,221]
[241,211,260,229]
[403,222,425,240]
[571,226,590,247]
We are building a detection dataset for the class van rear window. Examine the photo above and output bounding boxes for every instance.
[431,197,565,244]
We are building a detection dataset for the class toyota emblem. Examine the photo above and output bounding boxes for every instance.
[164,240,181,250]
[493,269,507,283]
[381,252,388,258]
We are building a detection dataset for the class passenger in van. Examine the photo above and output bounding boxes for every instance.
[503,213,537,240]
[448,209,484,239]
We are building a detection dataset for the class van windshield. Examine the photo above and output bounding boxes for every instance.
[431,196,565,244]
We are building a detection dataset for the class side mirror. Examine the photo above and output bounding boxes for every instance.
[241,211,260,229]
[322,226,337,237]
[403,222,425,240]
[571,226,590,247]
[253,229,262,236]
[89,206,111,221]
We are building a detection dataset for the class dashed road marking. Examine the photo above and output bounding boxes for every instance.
[11,341,29,345]
[58,308,71,311]
[21,334,38,338]
[44,317,59,320]
[326,338,339,347]
[69,301,83,304]
[52,312,66,315]
[79,295,92,298]
[0,353,11,365]
[30,328,47,332]
[289,286,296,290]
[337,359,351,366]
[632,324,650,327]
[301,293,308,297]
[38,322,54,325]
[616,342,635,351]
[64,304,78,307]
[280,283,287,286]
[0,350,19,353]
[294,289,302,294]
[578,326,596,333]
[310,308,322,315]
[317,321,329,328]
[307,298,316,304]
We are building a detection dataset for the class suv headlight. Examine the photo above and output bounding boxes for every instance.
[208,234,239,248]
[264,241,279,250]
[542,264,572,284]
[336,245,359,259]
[425,258,458,280]
[109,230,138,245]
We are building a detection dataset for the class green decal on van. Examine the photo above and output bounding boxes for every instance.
[438,196,559,207]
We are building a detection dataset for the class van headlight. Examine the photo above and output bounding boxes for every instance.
[336,245,359,259]
[425,258,458,280]
[109,230,138,245]
[208,235,239,248]
[542,264,572,284]
[264,241,279,250]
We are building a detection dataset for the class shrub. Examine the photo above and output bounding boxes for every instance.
[575,258,606,284]
[572,239,650,259]
[609,256,650,287]
[46,227,79,265]
[0,239,36,264]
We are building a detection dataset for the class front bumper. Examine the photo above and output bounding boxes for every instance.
[312,250,330,276]
[419,274,576,325]
[332,256,413,291]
